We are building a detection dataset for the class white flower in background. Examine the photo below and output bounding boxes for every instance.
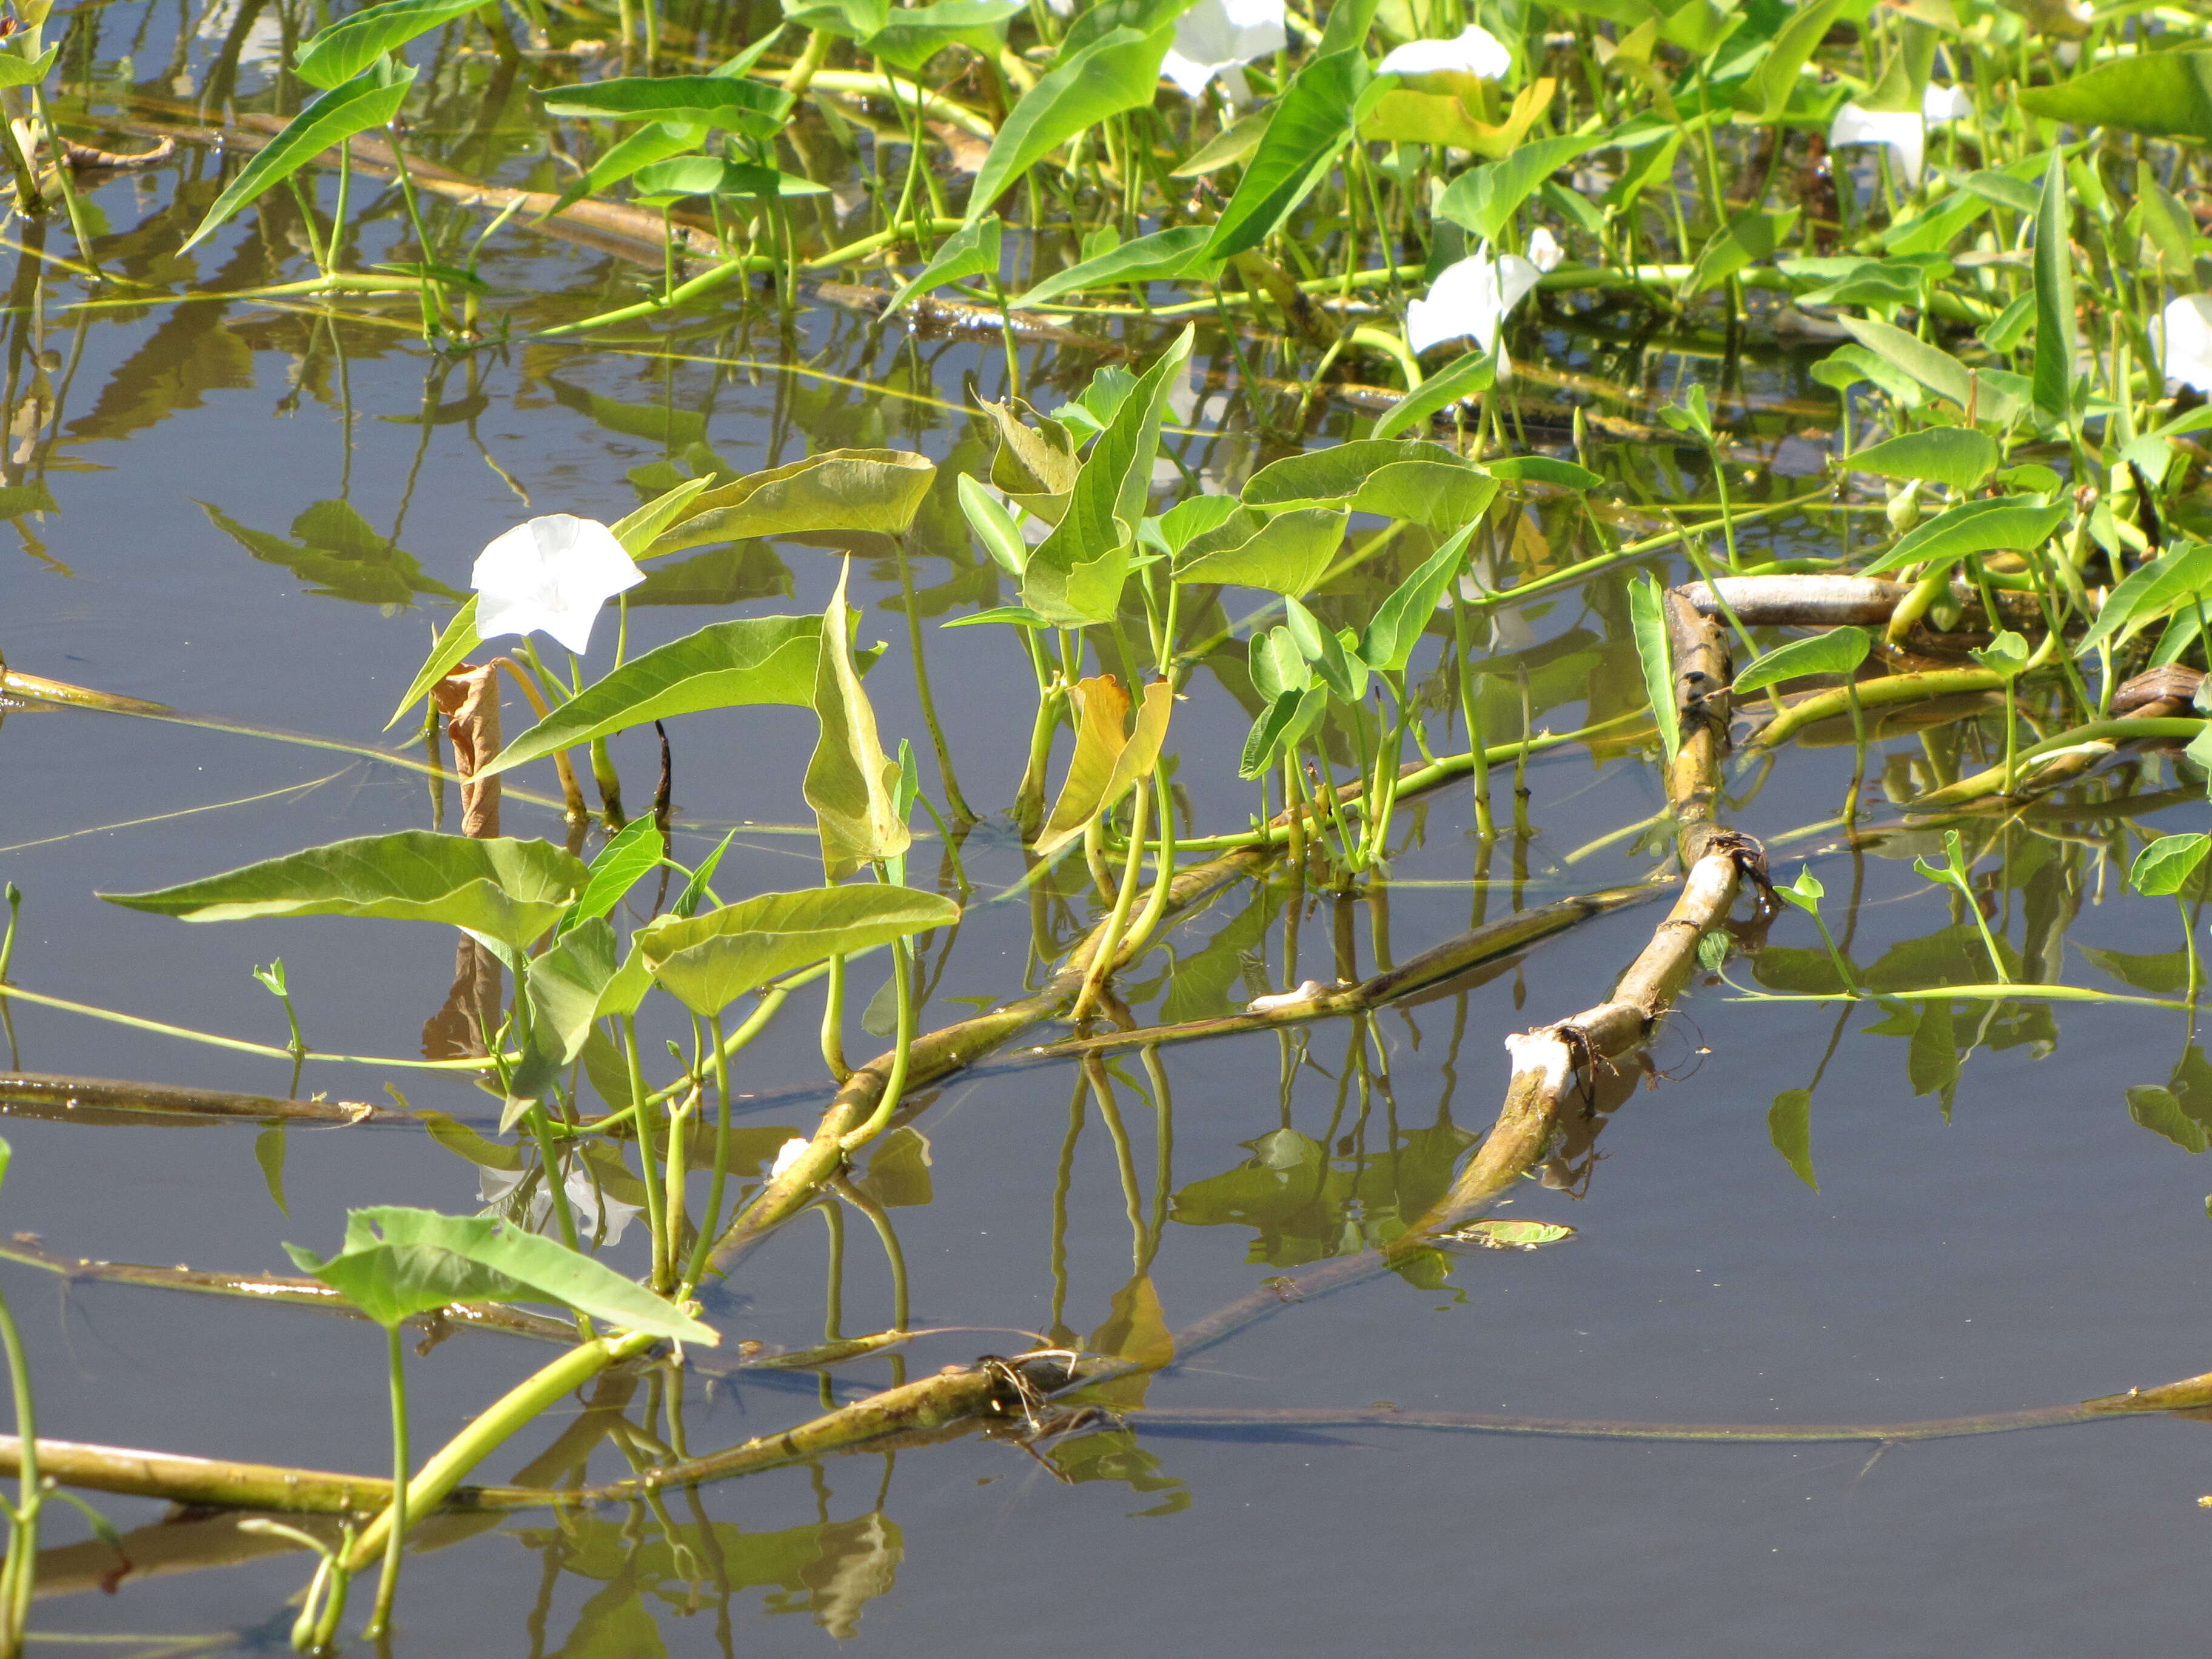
[1922,82,1972,122]
[771,1136,812,1180]
[1828,102,1925,188]
[1406,248,1543,371]
[471,514,645,655]
[1375,23,1512,81]
[1161,0,1288,102]
[2160,295,2212,392]
[1525,226,1564,273]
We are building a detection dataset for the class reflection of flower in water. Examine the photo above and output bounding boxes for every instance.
[1161,0,1288,104]
[478,1160,642,1249]
[800,1512,902,1639]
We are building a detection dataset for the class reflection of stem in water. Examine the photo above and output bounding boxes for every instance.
[892,535,974,823]
[1085,1059,1146,1272]
[1137,1045,1173,1273]
[819,1202,846,1411]
[830,1176,909,1333]
[1048,1076,1085,1342]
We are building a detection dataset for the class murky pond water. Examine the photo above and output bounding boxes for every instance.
[4,1,2212,1654]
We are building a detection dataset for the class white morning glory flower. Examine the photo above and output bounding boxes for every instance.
[1161,0,1287,102]
[471,514,645,656]
[1922,82,1972,122]
[1375,23,1512,82]
[1828,102,1925,188]
[2161,295,2212,392]
[1406,248,1543,374]
[1525,226,1564,273]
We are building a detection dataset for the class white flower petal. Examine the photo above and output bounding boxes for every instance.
[1921,82,1972,122]
[1162,0,1286,98]
[1376,23,1511,80]
[1406,249,1538,356]
[471,514,644,655]
[2162,295,2212,392]
[1827,102,1925,187]
[1524,226,1564,273]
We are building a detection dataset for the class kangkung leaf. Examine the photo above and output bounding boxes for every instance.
[561,817,666,936]
[1173,506,1346,595]
[180,60,417,253]
[102,832,586,948]
[1847,427,2000,493]
[2130,833,2211,899]
[889,218,1004,311]
[535,75,791,138]
[1242,439,1470,511]
[1012,226,1215,307]
[1859,496,2068,576]
[1023,329,1193,625]
[805,564,909,880]
[1359,523,1478,673]
[1033,676,1174,859]
[384,594,480,730]
[295,0,484,89]
[2031,147,2077,431]
[2019,49,2212,144]
[480,616,825,776]
[1348,460,1499,532]
[1627,573,1678,768]
[287,1207,717,1339]
[647,449,937,554]
[1371,351,1496,441]
[1205,49,1375,260]
[638,885,958,1014]
[2077,541,2212,655]
[965,25,1173,222]
[1435,133,1600,245]
[1733,627,1872,693]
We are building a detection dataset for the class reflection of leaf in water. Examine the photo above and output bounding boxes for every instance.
[0,483,56,521]
[1171,1123,1474,1269]
[629,540,792,606]
[853,1125,933,1207]
[1906,999,1957,1102]
[199,498,463,605]
[2077,942,2191,994]
[2128,1085,2207,1153]
[1753,945,1851,995]
[1087,1273,1174,1409]
[1158,886,1275,1024]
[1863,923,2023,990]
[520,1510,901,1640]
[548,377,709,447]
[1769,1088,1817,1190]
[1047,1427,1190,1515]
[552,1569,668,1659]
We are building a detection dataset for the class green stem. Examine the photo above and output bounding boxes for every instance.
[1072,779,1151,1022]
[343,1330,659,1573]
[836,944,914,1155]
[0,1282,36,1654]
[363,1324,409,1640]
